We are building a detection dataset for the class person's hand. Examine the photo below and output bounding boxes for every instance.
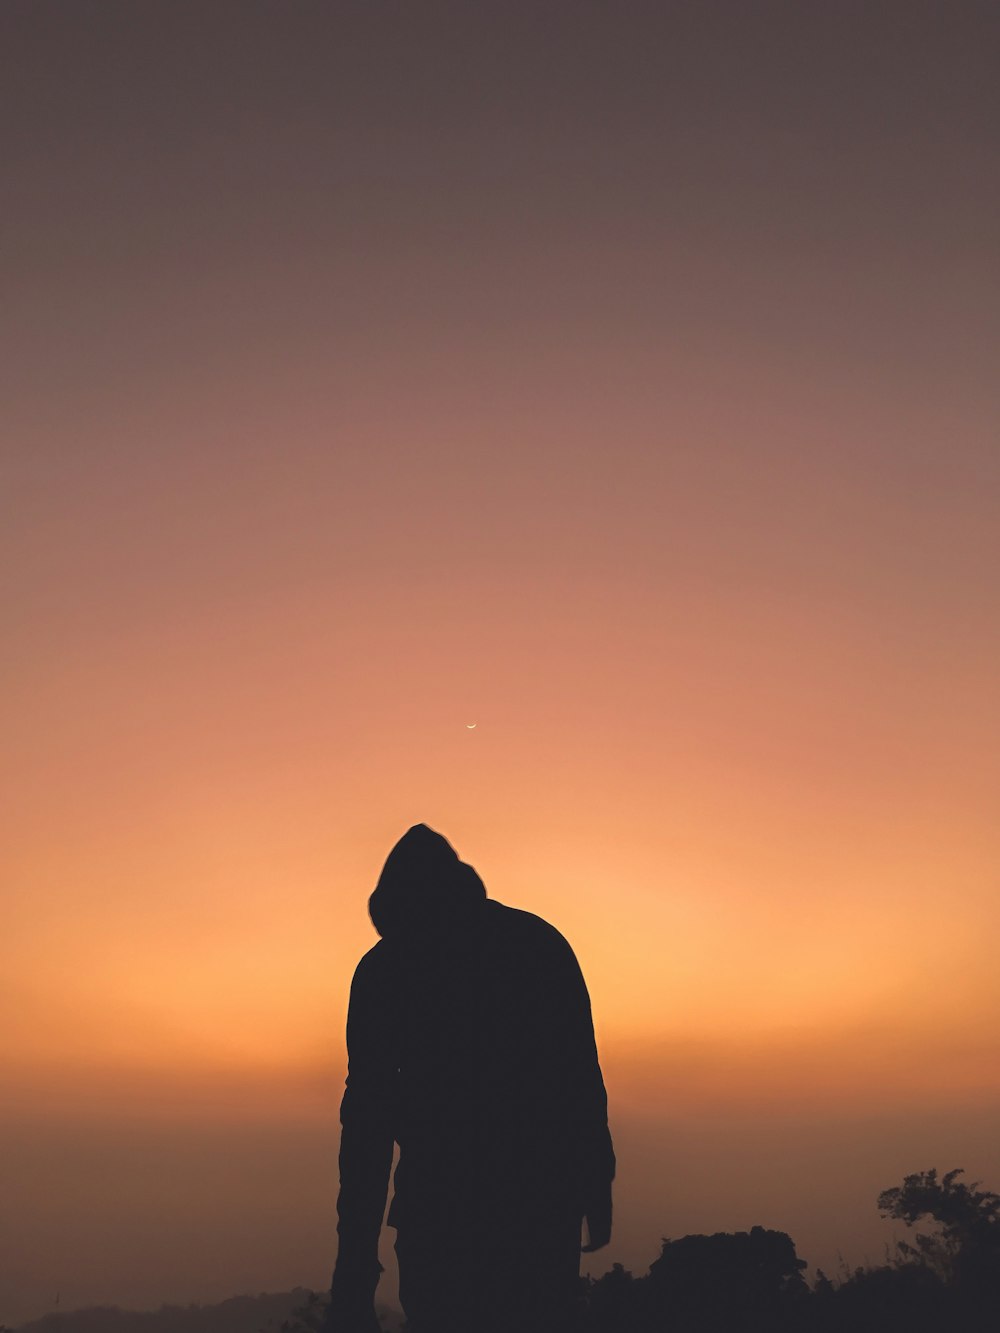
[326,1257,382,1333]
[581,1182,613,1252]
[324,1292,381,1333]
[324,1308,380,1333]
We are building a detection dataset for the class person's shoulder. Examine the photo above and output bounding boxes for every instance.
[486,900,575,956]
[351,938,391,986]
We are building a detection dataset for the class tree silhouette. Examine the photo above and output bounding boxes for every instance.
[643,1226,808,1331]
[877,1167,1000,1321]
[879,1168,1000,1279]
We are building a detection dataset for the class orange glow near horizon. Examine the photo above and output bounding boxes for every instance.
[7,745,999,1097]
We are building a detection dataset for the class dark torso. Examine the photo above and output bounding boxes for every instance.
[378,900,589,1228]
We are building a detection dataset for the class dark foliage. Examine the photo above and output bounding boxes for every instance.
[13,1293,403,1333]
[585,1227,808,1332]
[16,1292,313,1333]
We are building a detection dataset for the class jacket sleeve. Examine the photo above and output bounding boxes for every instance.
[333,944,398,1282]
[553,933,616,1203]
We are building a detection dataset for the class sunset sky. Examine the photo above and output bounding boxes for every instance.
[3,1,999,1323]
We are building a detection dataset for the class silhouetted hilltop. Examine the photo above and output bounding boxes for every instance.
[12,1171,998,1333]
[13,1292,403,1333]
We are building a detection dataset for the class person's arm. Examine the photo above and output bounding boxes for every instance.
[329,945,398,1330]
[576,1002,615,1252]
[554,934,616,1251]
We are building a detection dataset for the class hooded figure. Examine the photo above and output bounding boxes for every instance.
[328,825,615,1333]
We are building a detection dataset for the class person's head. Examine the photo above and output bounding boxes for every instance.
[368,823,486,938]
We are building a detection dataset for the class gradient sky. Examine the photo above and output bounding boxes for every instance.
[3,1,999,1323]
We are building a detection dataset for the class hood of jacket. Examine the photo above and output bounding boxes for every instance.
[368,823,487,939]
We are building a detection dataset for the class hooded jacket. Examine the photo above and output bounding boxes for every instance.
[334,825,615,1276]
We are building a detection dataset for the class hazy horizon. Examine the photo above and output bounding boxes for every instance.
[6,1092,1000,1322]
[3,1,998,1325]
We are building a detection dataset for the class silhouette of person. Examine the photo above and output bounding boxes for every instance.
[327,824,615,1333]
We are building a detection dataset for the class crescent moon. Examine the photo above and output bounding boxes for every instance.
[466,723,477,729]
